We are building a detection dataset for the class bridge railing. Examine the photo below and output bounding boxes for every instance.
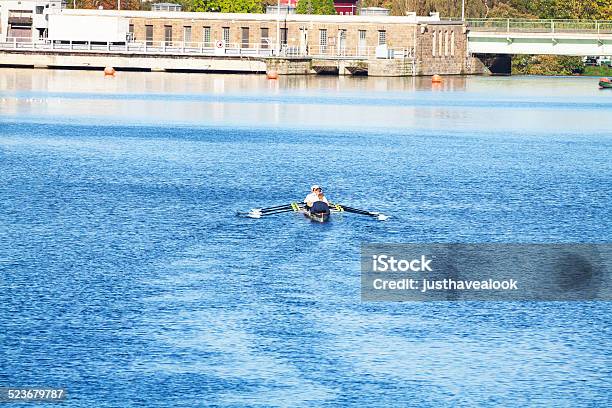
[467,19,612,35]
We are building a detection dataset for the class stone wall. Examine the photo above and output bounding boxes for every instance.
[415,22,469,75]
[129,16,471,76]
[265,57,311,75]
[130,15,421,55]
[368,59,415,77]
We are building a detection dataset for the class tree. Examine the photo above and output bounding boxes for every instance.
[75,0,141,10]
[487,2,537,18]
[296,0,337,15]
[512,55,584,75]
[192,0,263,13]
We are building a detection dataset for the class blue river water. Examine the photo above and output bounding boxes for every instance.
[1,69,611,407]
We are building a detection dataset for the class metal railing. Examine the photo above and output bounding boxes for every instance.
[0,39,414,60]
[0,39,276,56]
[467,19,612,35]
[308,45,414,59]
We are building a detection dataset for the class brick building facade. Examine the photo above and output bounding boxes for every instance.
[124,11,469,72]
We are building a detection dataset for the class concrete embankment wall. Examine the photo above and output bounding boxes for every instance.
[0,51,267,72]
[0,51,488,76]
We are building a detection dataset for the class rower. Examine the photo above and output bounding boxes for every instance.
[304,185,321,207]
[305,185,330,214]
[305,185,328,207]
[310,189,330,214]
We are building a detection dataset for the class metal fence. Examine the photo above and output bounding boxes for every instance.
[0,39,414,60]
[306,45,414,59]
[467,19,612,34]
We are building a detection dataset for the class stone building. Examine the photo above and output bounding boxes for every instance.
[0,3,485,76]
[119,10,473,75]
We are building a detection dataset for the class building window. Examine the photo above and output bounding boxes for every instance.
[222,27,230,45]
[338,29,346,55]
[183,26,191,44]
[35,6,44,14]
[128,24,134,41]
[164,25,172,46]
[203,26,211,47]
[241,27,249,48]
[260,27,269,48]
[358,29,366,56]
[445,31,450,56]
[438,29,443,57]
[378,30,386,46]
[432,30,436,56]
[145,25,153,46]
[451,31,455,57]
[319,29,327,53]
[280,28,288,45]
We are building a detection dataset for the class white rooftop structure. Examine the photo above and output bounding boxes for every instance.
[359,7,389,16]
[0,0,63,42]
[151,3,182,12]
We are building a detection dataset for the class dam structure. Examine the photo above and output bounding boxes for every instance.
[0,2,487,77]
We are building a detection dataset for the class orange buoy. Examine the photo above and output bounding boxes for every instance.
[266,70,278,80]
[432,74,442,83]
[104,66,116,76]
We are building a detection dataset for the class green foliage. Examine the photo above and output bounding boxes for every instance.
[74,0,612,18]
[362,0,612,19]
[73,0,141,10]
[487,3,537,18]
[503,0,610,19]
[192,0,263,13]
[296,0,337,15]
[512,55,584,76]
[583,65,612,77]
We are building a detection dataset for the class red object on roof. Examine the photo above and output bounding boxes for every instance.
[334,1,358,15]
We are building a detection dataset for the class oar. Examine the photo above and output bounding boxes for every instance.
[252,203,295,213]
[237,202,304,218]
[244,208,298,218]
[332,204,389,221]
[237,203,292,216]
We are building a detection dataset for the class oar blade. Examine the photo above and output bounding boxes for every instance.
[333,203,389,221]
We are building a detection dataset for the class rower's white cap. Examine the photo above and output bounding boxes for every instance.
[311,184,321,191]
